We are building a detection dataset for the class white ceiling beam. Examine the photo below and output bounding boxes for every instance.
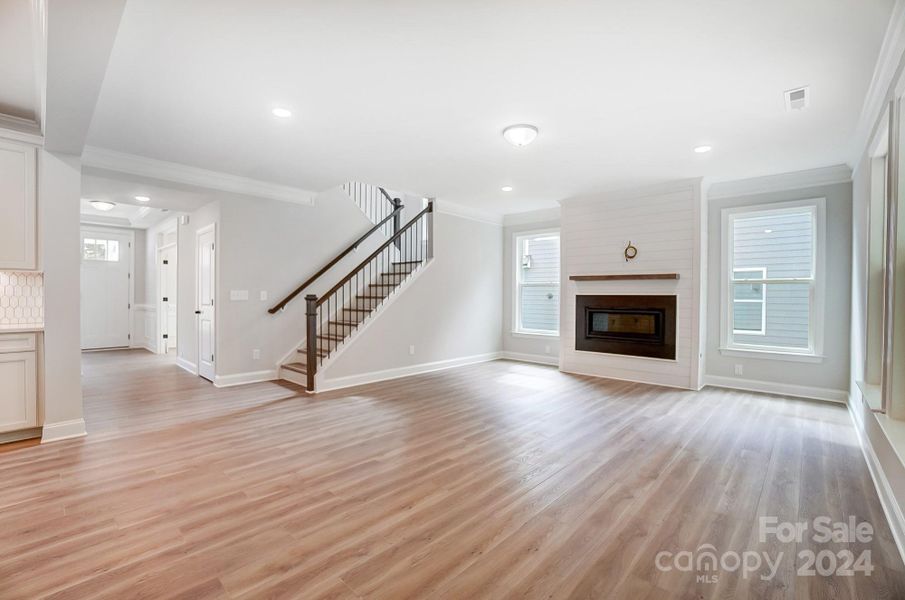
[43,0,126,154]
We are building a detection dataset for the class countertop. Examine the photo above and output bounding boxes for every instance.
[0,324,44,333]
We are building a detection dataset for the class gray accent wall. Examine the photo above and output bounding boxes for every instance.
[705,182,852,392]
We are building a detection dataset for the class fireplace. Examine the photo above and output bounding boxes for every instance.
[576,295,676,359]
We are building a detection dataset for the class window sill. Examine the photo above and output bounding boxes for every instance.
[718,347,824,363]
[511,331,559,339]
[856,380,882,411]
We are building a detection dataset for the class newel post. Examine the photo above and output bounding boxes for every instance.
[426,199,434,260]
[392,197,403,249]
[305,294,317,391]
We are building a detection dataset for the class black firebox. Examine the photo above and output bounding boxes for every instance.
[575,295,676,360]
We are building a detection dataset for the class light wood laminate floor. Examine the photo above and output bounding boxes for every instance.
[1,349,903,599]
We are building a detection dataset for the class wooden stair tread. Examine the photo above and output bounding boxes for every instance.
[282,362,307,374]
[342,307,372,313]
[317,333,344,341]
[392,261,422,265]
[298,348,330,357]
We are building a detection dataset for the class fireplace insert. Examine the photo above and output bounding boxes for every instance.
[576,295,676,359]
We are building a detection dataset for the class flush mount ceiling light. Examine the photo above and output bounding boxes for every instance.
[502,124,538,147]
[271,107,292,118]
[501,186,514,192]
[134,195,151,203]
[693,145,712,154]
[90,200,116,211]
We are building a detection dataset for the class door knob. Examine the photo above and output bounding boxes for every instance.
[195,310,201,315]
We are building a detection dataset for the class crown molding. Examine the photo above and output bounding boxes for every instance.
[502,206,561,227]
[560,177,701,206]
[706,165,852,200]
[81,146,316,205]
[850,0,905,166]
[0,114,43,145]
[435,199,503,226]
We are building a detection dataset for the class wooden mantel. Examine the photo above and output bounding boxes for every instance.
[569,273,680,281]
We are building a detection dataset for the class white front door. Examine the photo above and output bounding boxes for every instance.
[197,226,216,381]
[80,228,132,350]
[159,245,178,353]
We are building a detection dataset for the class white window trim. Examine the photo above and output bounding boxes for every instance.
[719,198,826,360]
[731,267,766,336]
[512,228,560,337]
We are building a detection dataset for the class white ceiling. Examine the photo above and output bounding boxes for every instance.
[81,170,213,228]
[80,198,172,229]
[86,0,895,214]
[0,0,38,121]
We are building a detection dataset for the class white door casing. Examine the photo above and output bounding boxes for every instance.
[197,225,216,381]
[80,227,133,350]
[158,245,178,353]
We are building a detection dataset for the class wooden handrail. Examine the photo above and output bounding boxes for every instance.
[317,203,432,307]
[268,206,403,314]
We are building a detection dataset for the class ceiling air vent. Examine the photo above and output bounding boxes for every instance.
[784,86,810,111]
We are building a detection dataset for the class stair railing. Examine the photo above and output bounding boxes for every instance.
[268,202,404,314]
[341,183,401,237]
[303,201,433,390]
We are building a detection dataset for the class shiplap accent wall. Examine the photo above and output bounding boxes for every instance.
[559,180,705,389]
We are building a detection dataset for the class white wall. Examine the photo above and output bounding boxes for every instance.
[705,182,853,396]
[848,7,905,555]
[319,211,503,387]
[559,180,705,390]
[40,150,86,442]
[502,210,561,364]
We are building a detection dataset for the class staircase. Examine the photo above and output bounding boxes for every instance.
[271,183,433,392]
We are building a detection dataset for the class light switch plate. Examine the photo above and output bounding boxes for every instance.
[230,290,249,301]
[260,291,268,301]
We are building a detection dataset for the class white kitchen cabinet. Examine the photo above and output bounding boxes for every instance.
[0,138,37,270]
[0,334,37,432]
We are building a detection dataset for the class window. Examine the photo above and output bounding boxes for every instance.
[721,199,825,357]
[83,238,120,262]
[514,230,560,335]
[732,268,766,335]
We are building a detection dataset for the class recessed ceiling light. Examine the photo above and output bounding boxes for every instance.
[501,186,514,192]
[272,107,292,118]
[764,229,773,234]
[90,200,116,211]
[694,145,712,154]
[134,195,151,203]
[502,124,538,147]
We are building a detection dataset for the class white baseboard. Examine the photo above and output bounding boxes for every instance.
[316,352,502,392]
[499,351,559,366]
[176,357,198,375]
[846,395,905,566]
[213,369,278,388]
[41,418,87,443]
[703,375,847,403]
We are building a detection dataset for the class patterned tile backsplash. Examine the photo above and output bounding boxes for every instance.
[0,271,44,325]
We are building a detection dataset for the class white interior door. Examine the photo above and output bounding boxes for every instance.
[197,226,216,381]
[158,245,178,353]
[80,228,132,350]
